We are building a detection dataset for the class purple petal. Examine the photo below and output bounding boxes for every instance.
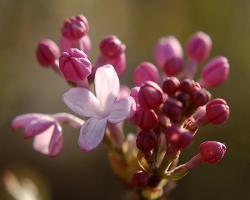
[63,87,101,118]
[78,118,107,151]
[24,118,55,138]
[107,97,133,124]
[11,113,46,129]
[48,124,64,157]
[95,65,120,111]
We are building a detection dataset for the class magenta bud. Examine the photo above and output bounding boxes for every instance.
[132,170,149,187]
[133,108,159,130]
[136,130,157,153]
[36,39,59,67]
[162,97,183,123]
[199,141,226,164]
[163,57,183,76]
[61,15,88,40]
[186,32,212,62]
[95,53,126,77]
[99,35,125,58]
[191,89,211,108]
[130,86,140,104]
[59,48,92,83]
[138,81,163,110]
[200,56,230,88]
[154,36,183,68]
[133,62,160,86]
[206,98,230,124]
[179,79,200,94]
[162,77,180,95]
[165,126,193,150]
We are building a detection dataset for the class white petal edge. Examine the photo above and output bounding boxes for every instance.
[95,65,120,111]
[78,118,107,151]
[63,87,101,118]
[11,113,46,129]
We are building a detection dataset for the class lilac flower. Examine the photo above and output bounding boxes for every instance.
[63,65,133,151]
[12,113,83,156]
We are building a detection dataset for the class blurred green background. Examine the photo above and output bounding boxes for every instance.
[0,0,250,199]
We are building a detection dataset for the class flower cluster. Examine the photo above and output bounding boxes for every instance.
[12,15,230,199]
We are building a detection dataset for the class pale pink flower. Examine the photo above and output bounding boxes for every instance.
[12,113,83,156]
[63,65,133,151]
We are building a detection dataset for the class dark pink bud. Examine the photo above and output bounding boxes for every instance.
[59,48,91,83]
[130,86,140,104]
[191,89,211,108]
[154,36,183,68]
[186,32,212,62]
[165,126,193,150]
[133,62,160,86]
[175,92,190,108]
[138,81,163,110]
[162,77,180,95]
[206,98,230,124]
[136,130,157,153]
[99,35,125,58]
[199,141,226,164]
[163,57,183,76]
[133,108,159,130]
[200,56,230,88]
[179,79,200,94]
[61,15,88,40]
[132,170,149,187]
[162,97,183,123]
[36,39,59,67]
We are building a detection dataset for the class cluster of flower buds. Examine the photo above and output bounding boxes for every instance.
[131,31,230,195]
[13,14,231,200]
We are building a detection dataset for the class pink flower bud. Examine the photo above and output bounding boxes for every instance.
[95,53,126,77]
[132,170,149,187]
[179,79,200,93]
[165,126,193,150]
[199,141,226,164]
[163,57,183,76]
[99,35,125,58]
[61,15,88,40]
[133,108,159,130]
[162,77,180,95]
[206,98,230,124]
[130,86,140,104]
[59,48,92,83]
[59,35,91,54]
[162,97,183,123]
[138,81,163,110]
[154,36,183,68]
[36,39,59,67]
[186,32,212,62]
[133,62,160,86]
[136,130,157,153]
[191,89,211,108]
[200,56,229,88]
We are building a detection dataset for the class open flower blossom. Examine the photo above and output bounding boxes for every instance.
[12,113,84,156]
[63,65,133,151]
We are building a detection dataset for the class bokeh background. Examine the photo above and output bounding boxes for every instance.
[0,0,250,199]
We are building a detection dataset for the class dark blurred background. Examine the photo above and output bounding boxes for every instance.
[0,0,250,199]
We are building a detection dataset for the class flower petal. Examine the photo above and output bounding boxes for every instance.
[24,118,55,138]
[48,124,64,157]
[32,124,63,156]
[11,113,45,129]
[95,65,120,111]
[78,118,107,151]
[63,87,101,118]
[107,97,133,124]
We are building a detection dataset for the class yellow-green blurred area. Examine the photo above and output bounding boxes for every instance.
[0,0,249,199]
